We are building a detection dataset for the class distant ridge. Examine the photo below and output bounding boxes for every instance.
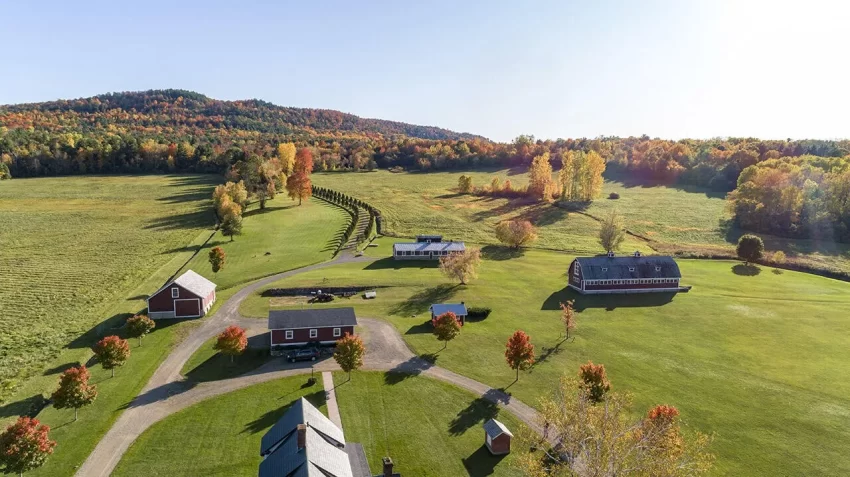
[0,89,485,141]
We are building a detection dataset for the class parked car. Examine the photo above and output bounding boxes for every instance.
[287,347,320,363]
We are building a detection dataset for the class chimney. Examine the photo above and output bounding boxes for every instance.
[634,250,641,257]
[607,250,614,258]
[296,424,307,450]
[382,457,394,477]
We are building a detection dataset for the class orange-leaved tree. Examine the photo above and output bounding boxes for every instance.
[208,246,226,273]
[214,325,248,363]
[126,314,155,347]
[505,330,535,381]
[559,300,576,340]
[286,148,313,205]
[0,416,56,476]
[527,152,554,200]
[51,365,98,421]
[439,248,481,285]
[93,335,130,378]
[494,220,538,249]
[333,333,365,380]
[579,361,611,403]
[432,312,462,349]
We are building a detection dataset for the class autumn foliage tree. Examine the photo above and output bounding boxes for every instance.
[432,312,462,349]
[125,314,155,347]
[458,175,473,193]
[277,142,297,176]
[286,148,313,205]
[439,248,481,285]
[494,220,538,249]
[0,416,56,476]
[214,325,248,363]
[505,330,535,381]
[333,333,365,380]
[528,152,555,200]
[559,300,576,340]
[518,375,713,477]
[208,246,226,273]
[51,365,97,421]
[92,335,130,378]
[579,361,611,403]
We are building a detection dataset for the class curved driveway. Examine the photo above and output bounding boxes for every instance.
[75,254,542,477]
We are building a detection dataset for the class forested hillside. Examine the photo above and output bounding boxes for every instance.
[1,89,849,243]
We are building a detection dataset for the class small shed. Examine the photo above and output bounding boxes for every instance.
[483,418,512,455]
[147,270,216,319]
[430,303,468,326]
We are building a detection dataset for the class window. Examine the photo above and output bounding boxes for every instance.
[602,267,608,272]
[655,266,662,272]
[629,267,635,272]
[309,329,318,339]
[285,330,293,340]
[333,328,341,337]
[171,287,179,298]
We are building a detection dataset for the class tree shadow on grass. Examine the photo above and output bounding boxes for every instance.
[480,245,524,261]
[541,288,676,311]
[144,209,216,231]
[389,284,460,317]
[241,389,325,435]
[0,394,50,420]
[42,362,83,376]
[449,391,507,436]
[732,264,761,276]
[183,349,272,383]
[383,355,437,385]
[533,340,566,368]
[462,445,507,477]
[363,258,440,270]
[405,320,433,335]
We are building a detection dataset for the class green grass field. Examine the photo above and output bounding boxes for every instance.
[175,198,350,291]
[112,372,523,477]
[0,175,218,405]
[334,371,524,477]
[241,238,850,476]
[313,170,850,271]
[112,375,326,477]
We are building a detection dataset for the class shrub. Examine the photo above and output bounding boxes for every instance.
[608,192,620,199]
[771,250,787,264]
[467,307,491,319]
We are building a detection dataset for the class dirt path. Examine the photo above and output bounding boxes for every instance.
[76,256,544,477]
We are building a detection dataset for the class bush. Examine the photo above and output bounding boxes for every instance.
[608,192,620,199]
[467,307,491,319]
[771,251,787,264]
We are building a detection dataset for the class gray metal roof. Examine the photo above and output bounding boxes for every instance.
[393,242,465,253]
[430,303,468,316]
[483,418,513,438]
[268,308,358,330]
[152,269,216,299]
[259,398,352,477]
[260,398,346,456]
[574,255,681,280]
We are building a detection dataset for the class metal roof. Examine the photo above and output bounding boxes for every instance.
[152,269,216,299]
[393,242,465,253]
[573,255,681,280]
[268,308,358,330]
[483,418,513,438]
[430,303,468,316]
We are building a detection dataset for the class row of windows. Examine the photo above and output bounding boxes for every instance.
[284,328,342,340]
[588,278,678,286]
[395,250,452,256]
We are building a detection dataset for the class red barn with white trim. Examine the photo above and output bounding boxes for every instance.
[147,270,216,319]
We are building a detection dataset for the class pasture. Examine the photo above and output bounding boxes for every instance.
[312,170,850,271]
[0,175,218,405]
[241,238,850,476]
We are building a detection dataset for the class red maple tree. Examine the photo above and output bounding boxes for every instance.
[51,365,98,421]
[505,330,535,381]
[0,416,56,475]
[579,361,611,403]
[286,148,313,205]
[92,335,130,377]
[214,325,248,363]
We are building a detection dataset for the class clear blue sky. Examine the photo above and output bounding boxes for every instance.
[2,0,847,142]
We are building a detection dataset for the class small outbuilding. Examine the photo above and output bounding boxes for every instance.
[430,303,468,326]
[483,418,513,455]
[269,307,358,350]
[147,270,216,319]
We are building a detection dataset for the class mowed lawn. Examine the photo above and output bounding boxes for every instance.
[112,372,524,477]
[0,175,218,405]
[177,198,350,291]
[241,239,850,476]
[334,371,524,477]
[313,170,850,271]
[112,376,327,477]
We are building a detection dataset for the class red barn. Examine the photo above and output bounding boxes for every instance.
[147,270,217,319]
[268,307,357,350]
[568,251,683,294]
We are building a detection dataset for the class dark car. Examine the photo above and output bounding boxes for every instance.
[287,347,320,363]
